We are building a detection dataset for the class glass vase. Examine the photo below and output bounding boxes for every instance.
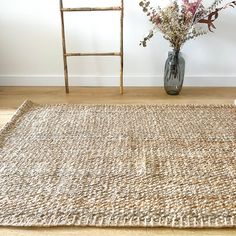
[164,50,185,95]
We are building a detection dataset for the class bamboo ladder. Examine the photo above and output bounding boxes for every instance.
[59,0,124,94]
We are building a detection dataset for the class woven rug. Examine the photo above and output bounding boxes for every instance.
[0,101,235,228]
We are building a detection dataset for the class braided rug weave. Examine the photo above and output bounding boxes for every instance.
[0,100,235,228]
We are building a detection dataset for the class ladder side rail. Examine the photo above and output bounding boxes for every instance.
[60,0,69,93]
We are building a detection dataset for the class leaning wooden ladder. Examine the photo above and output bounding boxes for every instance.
[59,0,124,94]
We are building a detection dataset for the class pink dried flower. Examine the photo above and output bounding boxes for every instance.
[183,0,202,15]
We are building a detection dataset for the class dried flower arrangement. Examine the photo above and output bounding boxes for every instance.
[139,0,236,50]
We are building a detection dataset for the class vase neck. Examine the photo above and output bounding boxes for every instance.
[172,49,180,57]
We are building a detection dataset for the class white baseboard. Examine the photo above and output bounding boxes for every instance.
[0,75,235,87]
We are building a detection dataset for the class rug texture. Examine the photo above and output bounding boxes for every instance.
[0,100,235,228]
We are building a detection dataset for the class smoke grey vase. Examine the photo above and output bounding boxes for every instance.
[164,50,185,95]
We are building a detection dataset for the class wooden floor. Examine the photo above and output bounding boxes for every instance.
[0,87,236,236]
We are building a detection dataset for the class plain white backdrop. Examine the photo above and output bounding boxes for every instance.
[0,0,235,86]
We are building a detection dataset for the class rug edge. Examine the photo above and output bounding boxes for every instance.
[21,102,236,108]
[1,216,236,229]
[0,100,35,137]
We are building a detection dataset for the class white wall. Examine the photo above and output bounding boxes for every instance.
[0,0,235,86]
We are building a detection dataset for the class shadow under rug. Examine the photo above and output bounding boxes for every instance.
[0,100,235,228]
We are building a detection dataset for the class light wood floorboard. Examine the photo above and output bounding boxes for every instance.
[0,87,235,236]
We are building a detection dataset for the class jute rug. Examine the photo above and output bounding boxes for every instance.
[0,101,235,228]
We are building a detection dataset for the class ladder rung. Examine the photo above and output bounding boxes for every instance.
[65,52,121,57]
[61,7,122,12]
